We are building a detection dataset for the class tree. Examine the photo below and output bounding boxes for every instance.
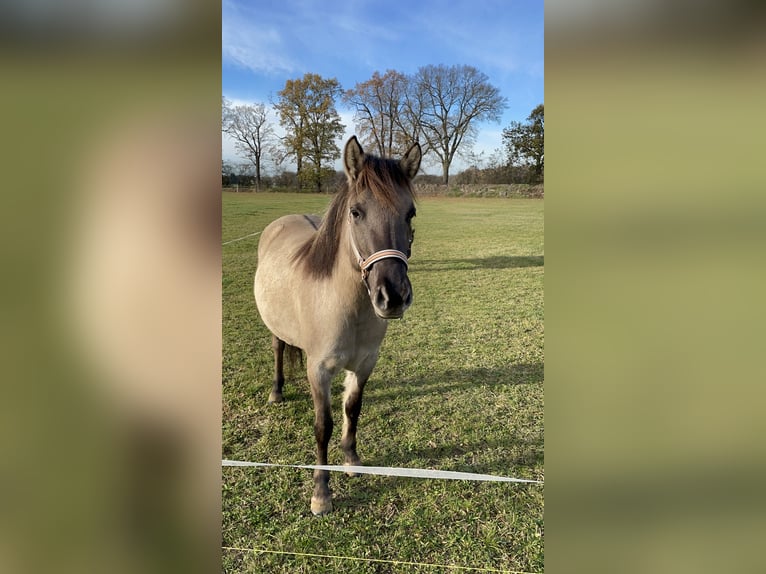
[413,64,507,185]
[222,98,275,191]
[343,70,411,158]
[502,104,544,182]
[222,159,236,187]
[273,73,345,192]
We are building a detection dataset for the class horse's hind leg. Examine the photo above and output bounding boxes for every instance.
[268,335,285,404]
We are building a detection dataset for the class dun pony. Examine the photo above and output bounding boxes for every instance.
[254,136,421,514]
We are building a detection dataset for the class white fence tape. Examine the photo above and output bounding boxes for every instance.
[222,230,262,245]
[222,460,542,484]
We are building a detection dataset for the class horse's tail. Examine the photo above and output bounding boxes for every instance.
[285,344,303,370]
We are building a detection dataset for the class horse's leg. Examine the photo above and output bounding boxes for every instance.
[308,359,335,515]
[341,358,376,477]
[268,335,285,404]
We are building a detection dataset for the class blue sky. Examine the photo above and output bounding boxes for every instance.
[222,0,543,175]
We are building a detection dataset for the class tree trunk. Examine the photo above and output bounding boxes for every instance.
[296,154,303,191]
[442,162,450,186]
[255,155,262,192]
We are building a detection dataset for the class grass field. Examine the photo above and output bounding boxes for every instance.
[222,192,544,573]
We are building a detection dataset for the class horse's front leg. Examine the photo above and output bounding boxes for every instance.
[340,359,375,477]
[308,360,335,515]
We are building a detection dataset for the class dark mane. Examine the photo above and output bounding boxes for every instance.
[291,189,347,279]
[292,155,416,279]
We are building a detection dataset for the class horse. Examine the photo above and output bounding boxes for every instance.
[253,136,421,515]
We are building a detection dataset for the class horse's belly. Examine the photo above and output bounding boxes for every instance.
[254,267,298,346]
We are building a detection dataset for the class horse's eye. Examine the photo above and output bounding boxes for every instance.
[350,207,362,220]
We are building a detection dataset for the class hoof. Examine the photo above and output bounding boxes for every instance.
[268,391,283,404]
[344,462,362,478]
[310,496,333,516]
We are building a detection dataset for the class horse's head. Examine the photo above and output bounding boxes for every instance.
[343,136,421,319]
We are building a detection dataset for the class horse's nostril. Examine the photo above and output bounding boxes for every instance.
[375,279,411,313]
[403,285,412,307]
[376,285,391,310]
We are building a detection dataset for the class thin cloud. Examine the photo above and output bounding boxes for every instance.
[222,3,295,74]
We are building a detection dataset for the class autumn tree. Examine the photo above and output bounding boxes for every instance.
[343,70,412,158]
[273,73,345,192]
[413,64,507,185]
[502,104,544,182]
[222,97,275,191]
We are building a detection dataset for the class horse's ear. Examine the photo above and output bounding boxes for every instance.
[400,142,422,180]
[344,136,365,181]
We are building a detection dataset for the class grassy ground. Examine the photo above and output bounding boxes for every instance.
[222,192,544,573]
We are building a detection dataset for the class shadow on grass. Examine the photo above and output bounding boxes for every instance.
[338,433,544,513]
[370,362,543,402]
[412,255,543,272]
[230,361,544,514]
[331,361,544,509]
[362,434,544,473]
[264,363,543,405]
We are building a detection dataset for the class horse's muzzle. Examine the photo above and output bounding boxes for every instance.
[370,270,412,319]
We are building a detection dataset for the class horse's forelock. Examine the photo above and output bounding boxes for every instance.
[352,155,415,211]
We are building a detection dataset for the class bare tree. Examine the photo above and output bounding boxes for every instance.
[413,64,507,185]
[398,76,428,157]
[222,98,274,191]
[343,70,410,158]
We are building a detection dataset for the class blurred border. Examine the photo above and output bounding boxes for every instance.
[546,1,766,573]
[0,2,221,573]
[4,1,766,573]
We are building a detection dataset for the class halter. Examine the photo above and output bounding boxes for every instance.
[348,223,409,292]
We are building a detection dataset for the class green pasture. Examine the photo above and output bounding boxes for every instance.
[222,192,544,573]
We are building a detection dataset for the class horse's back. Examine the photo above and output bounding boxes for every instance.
[257,214,319,261]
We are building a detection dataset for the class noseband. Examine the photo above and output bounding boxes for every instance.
[357,249,409,280]
[348,218,409,290]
